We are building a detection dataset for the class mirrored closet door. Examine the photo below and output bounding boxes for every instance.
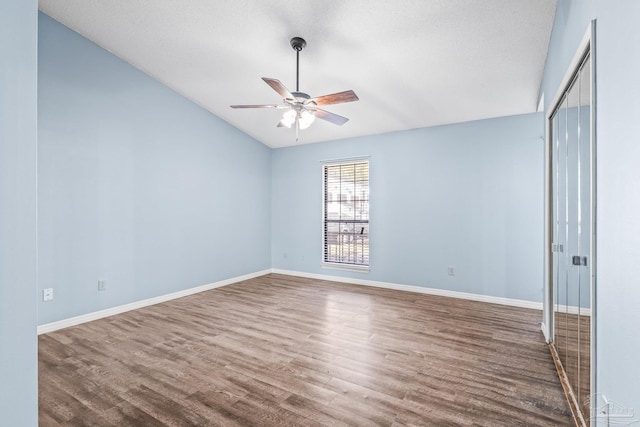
[550,48,593,425]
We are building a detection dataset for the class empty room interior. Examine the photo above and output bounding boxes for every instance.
[2,1,640,426]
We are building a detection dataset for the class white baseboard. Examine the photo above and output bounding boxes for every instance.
[270,268,543,311]
[39,268,556,335]
[37,269,271,335]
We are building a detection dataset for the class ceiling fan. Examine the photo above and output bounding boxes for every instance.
[231,37,359,141]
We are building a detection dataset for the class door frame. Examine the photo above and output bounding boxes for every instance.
[543,20,596,425]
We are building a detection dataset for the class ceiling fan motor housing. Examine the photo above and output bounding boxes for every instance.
[291,91,310,100]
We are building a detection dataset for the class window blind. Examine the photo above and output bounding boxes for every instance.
[323,161,369,266]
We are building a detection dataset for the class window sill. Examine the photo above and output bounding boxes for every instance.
[321,262,370,273]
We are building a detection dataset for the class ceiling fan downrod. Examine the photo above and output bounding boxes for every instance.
[290,37,306,92]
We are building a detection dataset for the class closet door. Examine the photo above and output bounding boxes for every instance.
[565,76,580,403]
[553,96,568,369]
[550,49,592,424]
[577,55,592,419]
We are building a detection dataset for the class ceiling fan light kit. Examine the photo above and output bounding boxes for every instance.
[231,37,359,141]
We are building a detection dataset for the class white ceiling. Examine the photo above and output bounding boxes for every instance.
[39,0,558,149]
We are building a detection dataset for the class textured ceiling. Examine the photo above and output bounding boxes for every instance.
[39,0,557,148]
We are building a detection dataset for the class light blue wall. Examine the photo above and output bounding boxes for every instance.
[542,0,640,417]
[0,0,39,425]
[38,13,271,325]
[540,0,596,112]
[272,114,545,302]
[593,0,640,418]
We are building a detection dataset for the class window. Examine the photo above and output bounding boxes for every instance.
[323,160,369,270]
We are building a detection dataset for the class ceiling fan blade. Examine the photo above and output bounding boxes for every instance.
[262,78,294,99]
[310,90,359,106]
[311,108,350,126]
[230,104,287,109]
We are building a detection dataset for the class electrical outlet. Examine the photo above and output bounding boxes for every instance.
[43,288,54,301]
[98,280,107,291]
[448,267,455,276]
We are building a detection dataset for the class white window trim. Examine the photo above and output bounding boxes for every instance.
[321,261,370,273]
[321,157,370,273]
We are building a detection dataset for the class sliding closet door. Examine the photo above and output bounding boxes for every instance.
[577,55,592,419]
[553,97,568,369]
[550,48,592,425]
[566,76,581,402]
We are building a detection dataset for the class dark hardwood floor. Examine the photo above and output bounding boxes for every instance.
[39,273,572,426]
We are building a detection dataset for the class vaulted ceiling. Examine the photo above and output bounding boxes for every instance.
[39,0,557,148]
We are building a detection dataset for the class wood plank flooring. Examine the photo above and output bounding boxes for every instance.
[39,274,572,426]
